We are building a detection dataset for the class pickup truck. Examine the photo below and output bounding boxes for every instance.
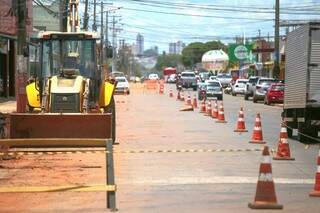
[216,73,232,88]
[177,71,197,91]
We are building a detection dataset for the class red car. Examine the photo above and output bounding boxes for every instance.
[264,83,284,105]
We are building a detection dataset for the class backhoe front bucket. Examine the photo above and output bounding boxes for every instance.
[4,113,112,147]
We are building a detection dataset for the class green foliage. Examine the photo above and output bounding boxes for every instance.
[155,54,182,71]
[182,41,227,68]
[143,48,158,57]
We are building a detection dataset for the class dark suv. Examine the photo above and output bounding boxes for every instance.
[244,76,260,100]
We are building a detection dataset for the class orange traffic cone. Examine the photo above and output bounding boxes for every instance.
[186,95,192,106]
[159,83,164,94]
[249,113,265,144]
[310,149,320,197]
[192,95,198,108]
[248,146,283,209]
[273,122,295,160]
[169,89,173,98]
[215,102,227,123]
[211,99,218,119]
[180,93,185,101]
[200,99,206,113]
[177,90,181,100]
[234,107,248,132]
[205,101,212,116]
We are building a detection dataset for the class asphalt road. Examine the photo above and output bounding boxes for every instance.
[115,83,319,213]
[0,83,319,212]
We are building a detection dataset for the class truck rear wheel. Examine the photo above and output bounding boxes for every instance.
[105,97,116,144]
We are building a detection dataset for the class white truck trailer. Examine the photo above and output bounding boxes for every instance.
[283,22,320,144]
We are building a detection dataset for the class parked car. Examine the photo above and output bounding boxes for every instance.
[148,73,159,80]
[177,71,197,91]
[216,73,232,88]
[205,80,223,100]
[244,76,260,100]
[232,79,248,96]
[197,82,207,100]
[167,74,177,83]
[252,78,277,103]
[115,76,130,94]
[264,83,284,105]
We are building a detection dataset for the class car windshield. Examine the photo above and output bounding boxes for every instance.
[181,73,195,77]
[116,78,126,82]
[272,85,284,91]
[260,79,277,85]
[207,82,221,87]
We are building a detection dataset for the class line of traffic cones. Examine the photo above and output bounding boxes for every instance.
[249,113,265,144]
[248,146,283,209]
[215,102,227,123]
[192,95,198,108]
[234,107,248,132]
[200,99,206,113]
[205,101,212,116]
[186,94,192,106]
[273,121,295,160]
[211,99,218,119]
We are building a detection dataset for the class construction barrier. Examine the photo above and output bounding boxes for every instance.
[144,80,158,90]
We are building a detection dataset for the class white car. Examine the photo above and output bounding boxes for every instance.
[148,73,159,80]
[115,76,130,94]
[232,79,248,96]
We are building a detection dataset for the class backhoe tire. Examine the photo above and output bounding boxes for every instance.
[105,97,116,144]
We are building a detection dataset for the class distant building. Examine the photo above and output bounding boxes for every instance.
[33,0,60,31]
[136,33,144,56]
[169,41,185,54]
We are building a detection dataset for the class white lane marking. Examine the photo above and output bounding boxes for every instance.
[117,176,314,185]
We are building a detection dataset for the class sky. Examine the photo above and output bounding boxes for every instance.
[90,0,320,53]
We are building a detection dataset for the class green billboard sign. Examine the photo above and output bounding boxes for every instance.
[228,43,255,63]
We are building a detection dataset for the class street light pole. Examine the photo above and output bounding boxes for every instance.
[274,0,280,78]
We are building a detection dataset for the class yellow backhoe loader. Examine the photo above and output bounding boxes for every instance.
[2,0,116,146]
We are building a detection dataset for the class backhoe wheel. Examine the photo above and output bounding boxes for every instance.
[105,97,116,144]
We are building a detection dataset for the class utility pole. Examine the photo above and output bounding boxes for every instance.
[83,0,89,30]
[112,16,116,72]
[93,0,97,31]
[273,0,280,79]
[100,1,104,64]
[16,0,28,112]
[105,11,108,61]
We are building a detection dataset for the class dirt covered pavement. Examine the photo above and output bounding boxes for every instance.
[0,83,319,212]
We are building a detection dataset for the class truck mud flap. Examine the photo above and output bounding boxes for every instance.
[7,113,112,145]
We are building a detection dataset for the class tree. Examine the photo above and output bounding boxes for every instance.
[181,42,207,68]
[181,41,227,68]
[155,54,182,71]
